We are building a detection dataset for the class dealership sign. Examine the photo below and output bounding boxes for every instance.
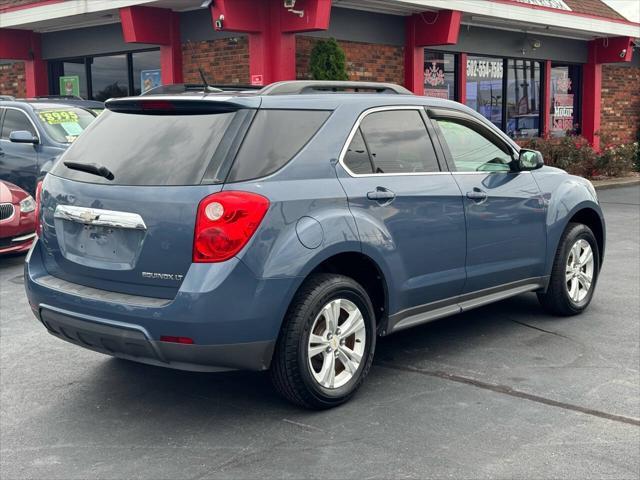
[552,93,574,131]
[514,0,571,10]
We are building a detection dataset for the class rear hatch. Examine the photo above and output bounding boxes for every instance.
[39,96,259,299]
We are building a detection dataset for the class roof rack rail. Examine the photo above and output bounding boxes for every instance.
[141,84,262,96]
[259,81,412,96]
[0,95,16,101]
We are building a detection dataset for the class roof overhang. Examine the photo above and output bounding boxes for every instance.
[1,0,638,40]
[0,0,203,32]
[334,0,640,39]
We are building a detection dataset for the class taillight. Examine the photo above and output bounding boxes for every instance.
[34,180,43,237]
[193,191,269,263]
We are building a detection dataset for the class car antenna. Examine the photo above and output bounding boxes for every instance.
[199,66,218,93]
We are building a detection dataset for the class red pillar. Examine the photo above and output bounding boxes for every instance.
[212,0,331,86]
[120,6,183,85]
[581,36,634,150]
[541,60,552,137]
[404,10,461,95]
[404,16,424,95]
[0,29,48,96]
[457,52,467,105]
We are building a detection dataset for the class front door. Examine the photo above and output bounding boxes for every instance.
[430,113,547,293]
[336,107,467,315]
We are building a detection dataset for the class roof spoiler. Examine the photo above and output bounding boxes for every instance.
[105,97,255,114]
[259,81,412,95]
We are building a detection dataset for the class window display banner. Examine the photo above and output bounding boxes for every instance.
[141,69,161,93]
[552,93,574,131]
[59,76,80,97]
[424,62,449,99]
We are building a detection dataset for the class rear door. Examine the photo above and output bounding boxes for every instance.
[336,106,466,315]
[0,107,39,194]
[429,110,547,293]
[40,102,255,299]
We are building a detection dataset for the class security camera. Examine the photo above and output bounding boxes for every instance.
[214,14,224,30]
[619,48,627,58]
[284,0,296,8]
[531,39,542,49]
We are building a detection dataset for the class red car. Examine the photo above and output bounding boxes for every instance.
[0,180,36,255]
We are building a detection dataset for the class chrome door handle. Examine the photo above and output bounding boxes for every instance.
[466,190,488,201]
[367,188,396,202]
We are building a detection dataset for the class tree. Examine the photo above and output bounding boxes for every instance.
[309,38,348,81]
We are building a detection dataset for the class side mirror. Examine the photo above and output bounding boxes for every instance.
[518,149,544,171]
[9,130,39,144]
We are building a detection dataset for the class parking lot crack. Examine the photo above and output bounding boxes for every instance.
[508,318,572,340]
[378,362,640,427]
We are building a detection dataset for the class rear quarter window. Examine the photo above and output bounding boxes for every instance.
[226,109,331,183]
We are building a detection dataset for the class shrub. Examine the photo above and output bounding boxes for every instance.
[596,141,637,177]
[518,135,597,178]
[309,38,348,81]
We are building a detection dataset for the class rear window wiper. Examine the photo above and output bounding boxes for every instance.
[63,161,114,181]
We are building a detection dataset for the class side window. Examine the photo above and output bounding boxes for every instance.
[344,128,373,174]
[227,109,330,182]
[435,119,512,172]
[360,110,440,174]
[1,109,36,140]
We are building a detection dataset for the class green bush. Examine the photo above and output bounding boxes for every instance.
[518,134,638,179]
[518,135,597,178]
[309,38,348,81]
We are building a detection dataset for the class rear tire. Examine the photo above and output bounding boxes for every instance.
[270,273,376,409]
[538,222,599,316]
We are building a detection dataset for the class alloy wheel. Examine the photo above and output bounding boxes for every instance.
[565,239,595,303]
[307,298,366,389]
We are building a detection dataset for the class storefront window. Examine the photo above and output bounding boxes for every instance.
[424,51,456,100]
[49,49,160,101]
[550,64,581,137]
[465,56,504,130]
[132,50,161,95]
[90,54,128,102]
[506,59,541,139]
[61,60,88,99]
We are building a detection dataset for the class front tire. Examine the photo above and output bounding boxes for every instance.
[538,222,599,316]
[270,273,376,409]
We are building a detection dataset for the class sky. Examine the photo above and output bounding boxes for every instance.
[601,0,640,22]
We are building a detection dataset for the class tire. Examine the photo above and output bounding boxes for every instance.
[537,222,600,316]
[270,273,376,409]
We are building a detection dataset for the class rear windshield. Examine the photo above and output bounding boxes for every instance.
[51,110,236,186]
[34,106,96,143]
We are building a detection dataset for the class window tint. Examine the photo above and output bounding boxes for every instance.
[436,119,512,172]
[1,109,36,139]
[344,129,373,174]
[52,110,236,186]
[227,109,330,182]
[360,110,439,174]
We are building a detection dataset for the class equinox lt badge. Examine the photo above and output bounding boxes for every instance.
[142,272,184,281]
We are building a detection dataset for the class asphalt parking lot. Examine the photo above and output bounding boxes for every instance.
[1,185,639,480]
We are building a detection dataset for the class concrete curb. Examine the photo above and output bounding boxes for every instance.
[592,179,640,191]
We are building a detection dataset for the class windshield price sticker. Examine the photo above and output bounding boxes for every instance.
[38,110,79,125]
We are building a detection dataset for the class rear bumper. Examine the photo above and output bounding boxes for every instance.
[38,306,274,372]
[25,239,301,371]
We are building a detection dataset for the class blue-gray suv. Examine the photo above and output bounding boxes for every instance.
[24,81,605,408]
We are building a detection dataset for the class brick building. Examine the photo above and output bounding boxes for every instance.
[1,0,638,147]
